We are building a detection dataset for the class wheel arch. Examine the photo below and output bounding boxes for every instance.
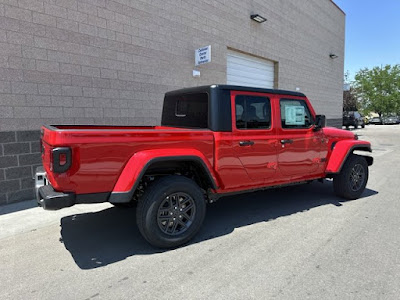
[326,140,373,175]
[109,150,218,204]
[142,156,218,190]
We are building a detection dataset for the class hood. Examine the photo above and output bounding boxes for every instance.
[322,127,356,139]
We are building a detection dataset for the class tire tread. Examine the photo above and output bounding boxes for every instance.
[136,175,206,248]
[333,154,369,200]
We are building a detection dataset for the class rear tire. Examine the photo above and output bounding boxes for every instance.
[136,175,206,248]
[333,154,369,200]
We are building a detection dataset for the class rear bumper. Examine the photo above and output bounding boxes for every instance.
[35,166,71,210]
[35,167,110,210]
[38,185,76,210]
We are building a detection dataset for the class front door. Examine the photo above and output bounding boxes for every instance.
[231,91,278,184]
[277,98,322,178]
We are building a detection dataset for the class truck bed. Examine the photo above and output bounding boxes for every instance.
[41,125,215,195]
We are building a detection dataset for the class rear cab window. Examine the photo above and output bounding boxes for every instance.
[162,93,209,129]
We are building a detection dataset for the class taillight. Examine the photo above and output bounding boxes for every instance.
[59,153,67,165]
[51,147,72,173]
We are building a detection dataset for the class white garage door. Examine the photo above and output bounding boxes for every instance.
[227,50,275,89]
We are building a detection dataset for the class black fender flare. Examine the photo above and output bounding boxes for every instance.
[109,156,218,203]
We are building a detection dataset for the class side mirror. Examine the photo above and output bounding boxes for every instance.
[313,114,326,131]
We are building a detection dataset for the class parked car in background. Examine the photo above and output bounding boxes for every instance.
[369,117,383,125]
[383,116,400,125]
[343,111,365,129]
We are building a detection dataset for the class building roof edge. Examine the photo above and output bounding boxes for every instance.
[330,0,345,15]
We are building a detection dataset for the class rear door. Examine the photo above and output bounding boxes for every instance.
[231,91,278,184]
[276,97,323,178]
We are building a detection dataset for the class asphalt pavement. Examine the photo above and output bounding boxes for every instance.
[1,125,399,300]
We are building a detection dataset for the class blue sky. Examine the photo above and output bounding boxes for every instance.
[333,0,400,81]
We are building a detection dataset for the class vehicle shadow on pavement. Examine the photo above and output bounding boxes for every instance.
[60,181,378,269]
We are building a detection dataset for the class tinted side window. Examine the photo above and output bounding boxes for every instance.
[162,93,208,128]
[235,95,271,129]
[280,99,314,129]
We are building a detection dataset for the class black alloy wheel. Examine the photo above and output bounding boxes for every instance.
[349,163,365,192]
[157,192,196,236]
[333,154,369,200]
[136,175,206,248]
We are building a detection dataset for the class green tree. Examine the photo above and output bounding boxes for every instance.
[343,71,358,111]
[353,64,400,117]
[343,88,358,111]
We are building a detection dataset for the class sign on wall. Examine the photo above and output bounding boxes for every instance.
[195,45,211,66]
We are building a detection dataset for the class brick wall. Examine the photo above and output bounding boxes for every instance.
[327,118,343,128]
[0,0,344,132]
[0,130,41,205]
[0,0,345,204]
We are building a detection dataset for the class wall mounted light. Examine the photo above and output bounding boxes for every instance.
[329,54,338,59]
[250,14,267,23]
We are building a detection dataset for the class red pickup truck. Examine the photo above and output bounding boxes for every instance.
[36,85,373,248]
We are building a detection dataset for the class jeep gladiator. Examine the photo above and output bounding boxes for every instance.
[36,85,373,248]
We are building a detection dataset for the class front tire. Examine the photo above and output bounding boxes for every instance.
[136,175,206,248]
[333,154,369,200]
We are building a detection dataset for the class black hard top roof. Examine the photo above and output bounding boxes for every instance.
[165,84,306,98]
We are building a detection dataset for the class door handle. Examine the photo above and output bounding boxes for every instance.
[239,141,255,146]
[280,139,293,144]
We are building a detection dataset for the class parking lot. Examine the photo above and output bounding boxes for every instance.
[1,125,399,300]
